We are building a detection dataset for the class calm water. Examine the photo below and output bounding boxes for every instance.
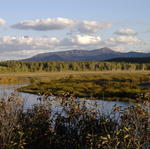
[0,84,134,114]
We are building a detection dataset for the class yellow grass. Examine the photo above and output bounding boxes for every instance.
[0,70,149,84]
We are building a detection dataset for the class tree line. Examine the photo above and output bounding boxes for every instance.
[108,57,150,63]
[0,60,150,72]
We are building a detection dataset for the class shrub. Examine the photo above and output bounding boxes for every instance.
[0,93,149,149]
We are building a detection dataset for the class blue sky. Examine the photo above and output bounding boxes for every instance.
[0,0,149,60]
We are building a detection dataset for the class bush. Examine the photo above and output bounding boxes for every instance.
[0,93,149,149]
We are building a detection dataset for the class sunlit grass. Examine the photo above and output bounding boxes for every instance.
[16,71,150,103]
[0,70,149,84]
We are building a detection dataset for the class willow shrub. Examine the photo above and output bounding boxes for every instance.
[0,93,149,149]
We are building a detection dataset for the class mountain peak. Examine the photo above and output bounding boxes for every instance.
[92,47,117,54]
[23,47,150,61]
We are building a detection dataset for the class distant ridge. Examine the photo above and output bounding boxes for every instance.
[23,47,150,61]
[107,57,150,63]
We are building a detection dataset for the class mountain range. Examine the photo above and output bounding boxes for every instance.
[23,47,150,61]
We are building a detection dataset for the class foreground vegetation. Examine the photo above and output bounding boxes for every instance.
[19,72,150,103]
[0,93,149,149]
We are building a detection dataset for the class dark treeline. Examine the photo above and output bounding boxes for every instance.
[0,61,150,72]
[108,57,150,63]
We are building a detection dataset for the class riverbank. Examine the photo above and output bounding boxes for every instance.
[15,71,150,103]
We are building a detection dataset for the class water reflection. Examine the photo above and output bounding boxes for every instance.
[0,84,133,113]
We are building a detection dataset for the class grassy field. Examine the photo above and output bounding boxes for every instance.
[3,70,147,103]
[0,70,150,83]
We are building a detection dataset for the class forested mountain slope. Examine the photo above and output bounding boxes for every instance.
[23,47,150,61]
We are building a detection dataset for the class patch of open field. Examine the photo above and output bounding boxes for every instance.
[0,70,150,84]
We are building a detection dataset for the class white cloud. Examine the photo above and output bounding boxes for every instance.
[72,34,101,45]
[108,36,141,45]
[12,18,75,31]
[110,46,128,52]
[11,18,112,34]
[137,40,150,52]
[67,34,102,45]
[0,18,6,26]
[76,21,112,34]
[0,36,59,49]
[115,28,137,36]
[0,36,60,60]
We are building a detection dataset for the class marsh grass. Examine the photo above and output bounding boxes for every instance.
[19,72,150,103]
[0,92,149,149]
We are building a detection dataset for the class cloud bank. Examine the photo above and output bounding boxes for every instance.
[0,36,60,60]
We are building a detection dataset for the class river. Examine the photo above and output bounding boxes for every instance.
[0,84,134,114]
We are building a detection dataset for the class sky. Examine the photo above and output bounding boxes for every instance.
[0,0,150,60]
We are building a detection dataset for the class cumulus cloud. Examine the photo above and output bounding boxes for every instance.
[11,18,112,34]
[108,36,141,45]
[76,21,112,34]
[12,18,75,31]
[115,28,137,36]
[63,34,102,45]
[0,36,60,60]
[0,18,6,26]
[72,34,101,45]
[110,46,128,52]
[0,36,59,49]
